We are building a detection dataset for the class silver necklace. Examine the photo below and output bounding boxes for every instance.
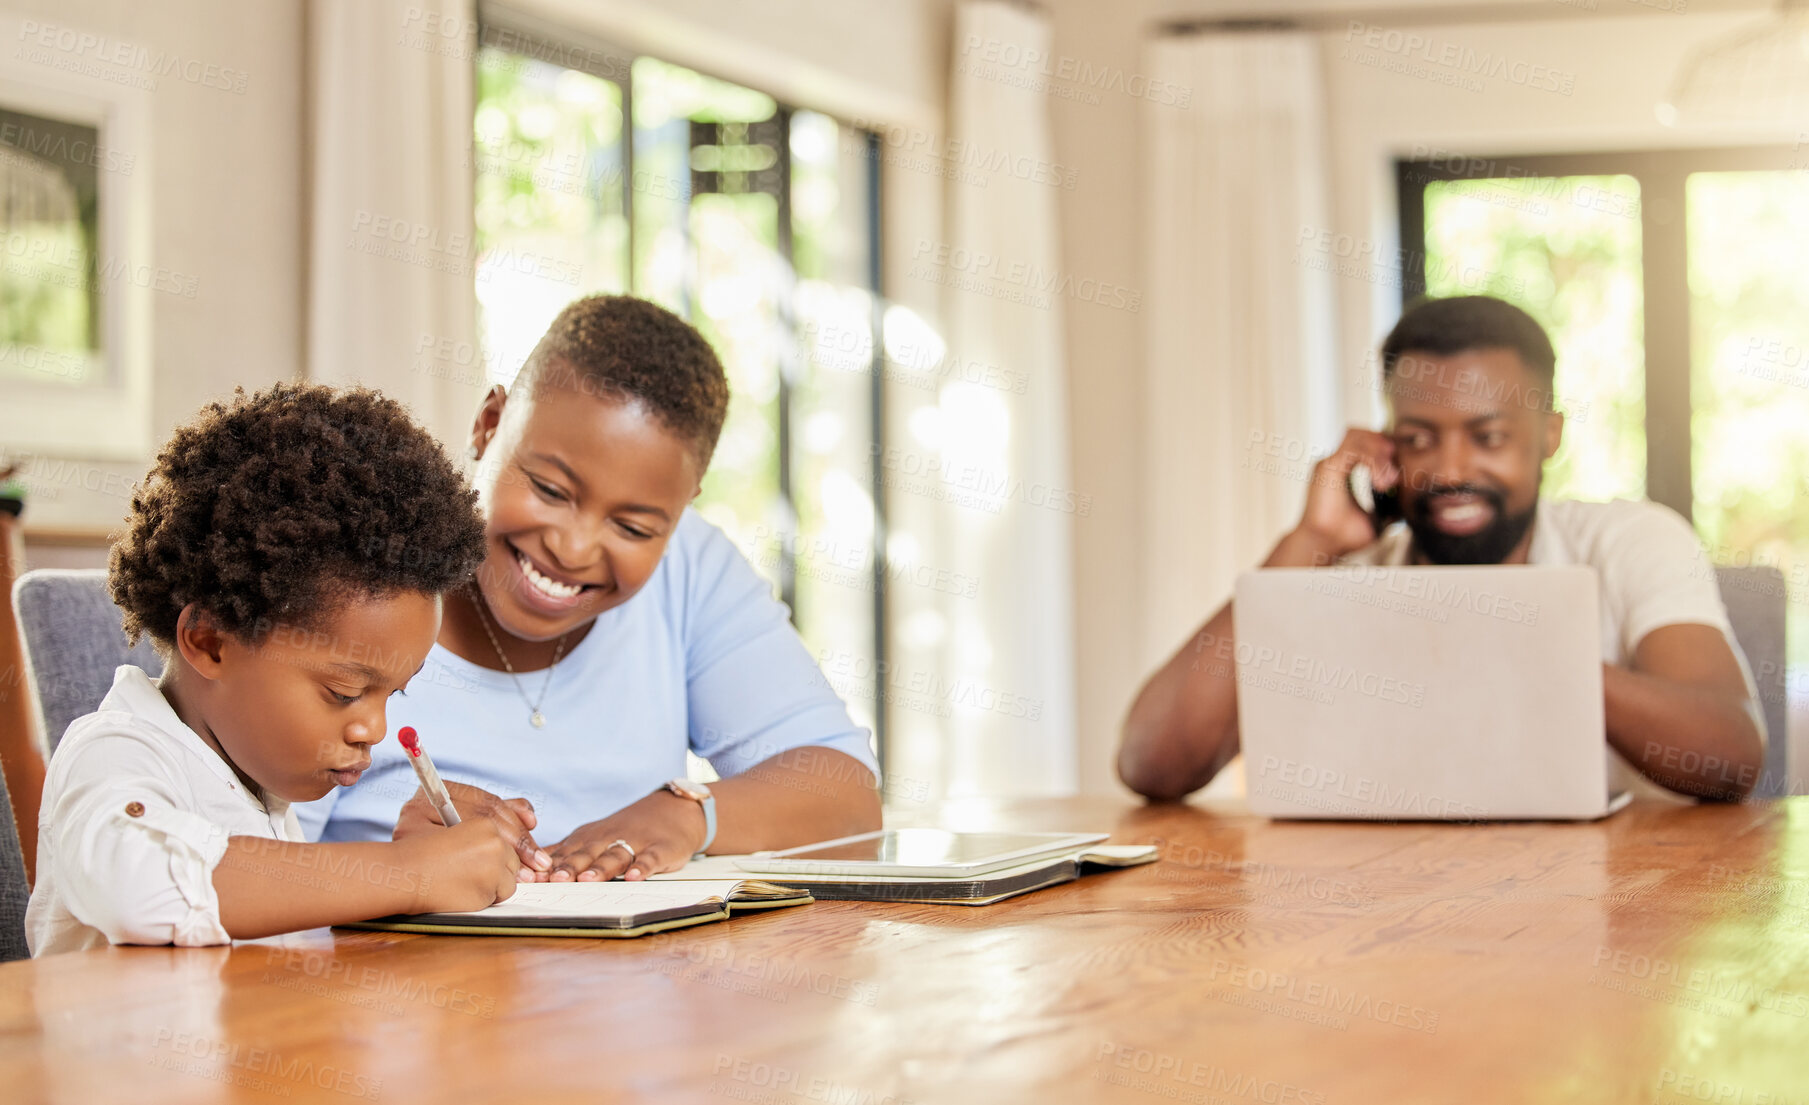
[467,584,569,728]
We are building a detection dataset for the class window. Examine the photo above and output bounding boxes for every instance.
[1413,170,1645,503]
[1399,146,1807,749]
[473,22,888,758]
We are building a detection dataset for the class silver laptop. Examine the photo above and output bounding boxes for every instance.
[1233,564,1629,821]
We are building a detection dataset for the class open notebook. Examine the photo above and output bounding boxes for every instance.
[341,879,811,938]
[650,845,1159,906]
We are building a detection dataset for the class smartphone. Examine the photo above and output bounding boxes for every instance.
[1348,462,1402,533]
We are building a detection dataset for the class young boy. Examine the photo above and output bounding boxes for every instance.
[27,383,543,955]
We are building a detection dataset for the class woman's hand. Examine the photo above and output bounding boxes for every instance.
[545,789,707,882]
[395,780,552,882]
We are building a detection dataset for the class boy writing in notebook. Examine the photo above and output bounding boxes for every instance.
[27,384,546,955]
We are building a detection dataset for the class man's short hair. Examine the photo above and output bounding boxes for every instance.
[1380,295,1556,387]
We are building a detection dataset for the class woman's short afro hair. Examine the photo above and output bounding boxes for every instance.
[517,295,730,467]
[109,382,487,648]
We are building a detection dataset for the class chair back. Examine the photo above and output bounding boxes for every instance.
[13,569,163,755]
[1715,565,1790,798]
[0,766,29,961]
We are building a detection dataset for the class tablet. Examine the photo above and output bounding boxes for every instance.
[732,829,1110,878]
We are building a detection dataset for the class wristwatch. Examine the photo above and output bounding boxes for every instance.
[662,779,717,853]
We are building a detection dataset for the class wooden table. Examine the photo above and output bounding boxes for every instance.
[3,796,1807,1104]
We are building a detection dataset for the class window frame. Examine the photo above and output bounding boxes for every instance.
[1396,144,1799,523]
[473,13,892,762]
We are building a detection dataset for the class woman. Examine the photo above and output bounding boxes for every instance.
[298,296,881,880]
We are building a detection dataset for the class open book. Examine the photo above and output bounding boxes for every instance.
[341,879,811,938]
[650,845,1158,906]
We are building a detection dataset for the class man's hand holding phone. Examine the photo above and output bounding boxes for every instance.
[1271,428,1399,567]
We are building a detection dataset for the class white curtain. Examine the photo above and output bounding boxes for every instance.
[307,0,484,448]
[893,0,1076,797]
[1140,31,1339,668]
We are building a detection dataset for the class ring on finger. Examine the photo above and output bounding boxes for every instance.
[606,838,636,862]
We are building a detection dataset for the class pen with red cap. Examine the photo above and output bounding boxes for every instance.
[398,726,461,826]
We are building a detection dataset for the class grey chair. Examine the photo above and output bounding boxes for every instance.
[5,570,158,960]
[13,569,163,756]
[1716,566,1791,798]
[0,766,29,961]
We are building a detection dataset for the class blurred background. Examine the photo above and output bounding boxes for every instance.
[3,0,1805,800]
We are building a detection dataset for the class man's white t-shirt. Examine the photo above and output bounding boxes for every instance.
[1341,497,1765,801]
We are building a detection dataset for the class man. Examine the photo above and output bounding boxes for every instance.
[1118,295,1764,804]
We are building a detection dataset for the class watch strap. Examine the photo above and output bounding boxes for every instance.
[665,780,717,853]
[697,790,717,853]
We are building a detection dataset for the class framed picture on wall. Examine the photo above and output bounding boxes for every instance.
[0,69,154,464]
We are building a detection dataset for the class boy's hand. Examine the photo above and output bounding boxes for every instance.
[398,819,522,913]
[395,780,551,881]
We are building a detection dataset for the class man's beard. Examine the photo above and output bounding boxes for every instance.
[1403,482,1538,565]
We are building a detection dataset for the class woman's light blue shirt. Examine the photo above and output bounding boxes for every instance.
[296,509,877,844]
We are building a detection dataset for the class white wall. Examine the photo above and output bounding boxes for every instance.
[3,0,304,541]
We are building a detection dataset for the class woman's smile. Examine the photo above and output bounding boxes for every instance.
[504,539,607,613]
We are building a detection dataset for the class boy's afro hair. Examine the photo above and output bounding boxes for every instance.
[109,382,486,647]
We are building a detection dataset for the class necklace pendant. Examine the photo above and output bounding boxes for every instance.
[530,711,546,729]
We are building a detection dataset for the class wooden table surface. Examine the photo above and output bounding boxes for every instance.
[3,796,1807,1104]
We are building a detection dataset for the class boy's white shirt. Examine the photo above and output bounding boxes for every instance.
[1342,497,1766,802]
[26,665,303,956]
